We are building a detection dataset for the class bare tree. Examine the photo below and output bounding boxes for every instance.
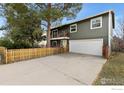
[116,18,124,38]
[113,17,124,52]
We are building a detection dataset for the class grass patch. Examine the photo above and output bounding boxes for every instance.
[94,52,124,85]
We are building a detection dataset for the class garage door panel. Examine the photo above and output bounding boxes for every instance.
[69,39,103,56]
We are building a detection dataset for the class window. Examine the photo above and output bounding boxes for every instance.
[52,41,57,47]
[90,17,102,29]
[70,24,77,33]
[52,29,58,38]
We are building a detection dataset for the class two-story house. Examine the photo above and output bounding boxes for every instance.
[50,10,115,58]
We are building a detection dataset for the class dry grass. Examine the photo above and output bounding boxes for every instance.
[94,52,124,85]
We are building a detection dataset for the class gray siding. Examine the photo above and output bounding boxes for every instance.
[70,14,109,45]
[51,13,110,46]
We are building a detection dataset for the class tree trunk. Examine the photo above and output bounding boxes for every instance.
[47,20,51,47]
[47,3,51,47]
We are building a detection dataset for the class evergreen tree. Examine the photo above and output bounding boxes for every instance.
[29,3,82,47]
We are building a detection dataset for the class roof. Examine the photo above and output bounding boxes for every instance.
[51,10,115,30]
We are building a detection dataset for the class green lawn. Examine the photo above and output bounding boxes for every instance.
[94,52,124,85]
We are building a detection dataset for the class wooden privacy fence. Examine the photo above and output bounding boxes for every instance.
[0,47,68,64]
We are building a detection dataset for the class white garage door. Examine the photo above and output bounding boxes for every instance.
[69,38,103,56]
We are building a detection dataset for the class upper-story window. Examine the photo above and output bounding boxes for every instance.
[70,24,77,33]
[90,17,102,29]
[52,29,58,38]
[59,30,65,37]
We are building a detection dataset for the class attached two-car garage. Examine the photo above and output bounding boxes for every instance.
[69,38,103,56]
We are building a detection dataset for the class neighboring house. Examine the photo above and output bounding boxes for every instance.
[34,31,47,48]
[50,10,115,57]
[38,32,47,47]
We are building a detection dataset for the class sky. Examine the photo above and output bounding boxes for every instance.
[0,3,124,37]
[63,3,124,23]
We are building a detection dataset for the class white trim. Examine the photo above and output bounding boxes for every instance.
[70,38,103,41]
[50,37,69,40]
[108,11,112,56]
[70,24,77,33]
[52,10,113,29]
[90,16,102,29]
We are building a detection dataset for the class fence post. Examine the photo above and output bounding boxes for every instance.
[29,49,30,59]
[0,47,7,64]
[5,48,7,64]
[19,49,21,61]
[11,50,13,62]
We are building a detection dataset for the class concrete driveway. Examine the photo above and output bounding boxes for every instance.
[0,53,106,85]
